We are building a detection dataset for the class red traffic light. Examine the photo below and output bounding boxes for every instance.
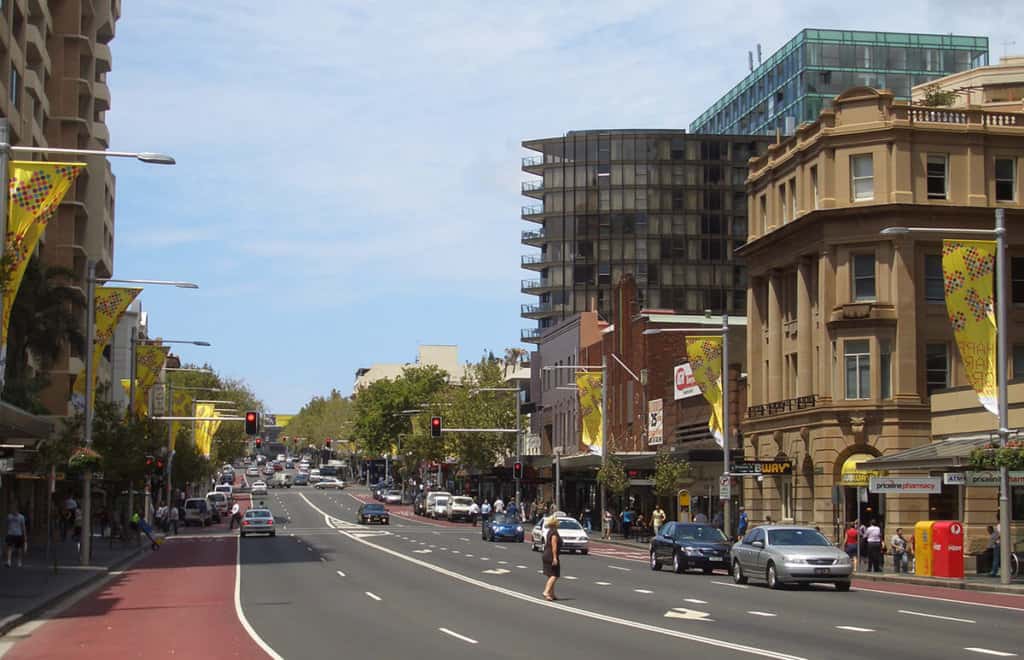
[513,461,523,479]
[430,416,442,438]
[255,438,262,448]
[245,411,259,435]
[156,458,165,471]
[145,455,154,467]
[325,438,332,447]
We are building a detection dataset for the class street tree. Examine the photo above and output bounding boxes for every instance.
[653,448,691,502]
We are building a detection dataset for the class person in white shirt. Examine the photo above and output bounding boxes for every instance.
[230,502,242,530]
[469,501,480,526]
[168,505,180,535]
[864,519,883,573]
[6,505,26,568]
[493,498,505,514]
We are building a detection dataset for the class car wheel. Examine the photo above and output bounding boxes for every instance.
[702,566,714,575]
[673,550,685,574]
[835,581,851,592]
[733,559,748,584]
[531,542,539,552]
[650,550,662,571]
[270,531,276,537]
[581,549,588,555]
[767,562,782,589]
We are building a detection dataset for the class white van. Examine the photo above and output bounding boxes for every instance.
[214,484,234,501]
[425,491,452,519]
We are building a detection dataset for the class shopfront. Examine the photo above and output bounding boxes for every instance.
[841,453,885,527]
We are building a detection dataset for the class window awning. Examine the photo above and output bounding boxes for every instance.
[857,435,993,471]
[840,452,885,487]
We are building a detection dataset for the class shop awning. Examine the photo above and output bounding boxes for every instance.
[858,435,993,471]
[840,453,885,487]
[0,401,53,442]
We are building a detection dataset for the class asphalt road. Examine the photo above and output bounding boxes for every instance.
[238,485,1024,660]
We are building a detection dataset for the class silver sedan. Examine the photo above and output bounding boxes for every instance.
[731,525,852,590]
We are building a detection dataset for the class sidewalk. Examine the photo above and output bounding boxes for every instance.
[0,535,155,636]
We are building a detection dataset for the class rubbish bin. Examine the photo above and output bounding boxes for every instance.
[914,521,935,577]
[975,549,994,575]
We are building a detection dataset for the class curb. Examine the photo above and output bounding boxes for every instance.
[0,544,149,638]
[852,571,1024,596]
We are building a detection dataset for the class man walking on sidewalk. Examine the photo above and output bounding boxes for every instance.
[651,504,666,535]
[5,504,26,568]
[229,502,242,531]
[168,505,179,535]
[987,525,1001,577]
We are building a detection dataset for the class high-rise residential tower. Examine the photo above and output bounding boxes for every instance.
[520,130,770,342]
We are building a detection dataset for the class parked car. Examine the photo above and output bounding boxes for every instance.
[356,502,390,525]
[308,469,322,484]
[731,526,852,591]
[270,473,292,489]
[292,473,309,486]
[251,480,268,496]
[413,493,427,516]
[246,467,259,477]
[383,490,403,505]
[285,460,294,469]
[424,491,452,519]
[240,508,275,537]
[482,513,524,542]
[445,496,475,522]
[531,516,589,554]
[206,492,230,521]
[273,462,284,472]
[183,498,212,527]
[649,522,731,574]
[314,478,344,490]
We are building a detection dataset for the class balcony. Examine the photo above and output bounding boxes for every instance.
[521,205,544,224]
[747,395,818,419]
[521,327,543,343]
[26,24,51,74]
[92,120,110,147]
[521,228,546,245]
[521,302,565,319]
[521,179,544,198]
[94,80,111,112]
[521,253,549,271]
[95,42,112,74]
[521,154,544,174]
[521,278,552,294]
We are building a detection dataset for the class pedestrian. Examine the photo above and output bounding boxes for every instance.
[694,511,708,524]
[843,521,860,571]
[987,525,1001,577]
[156,505,167,532]
[864,519,883,572]
[494,497,505,514]
[168,505,179,535]
[62,493,78,541]
[5,504,27,568]
[890,527,908,573]
[541,516,562,601]
[506,499,518,521]
[602,508,613,540]
[73,507,83,552]
[765,515,774,525]
[737,506,749,539]
[469,500,480,526]
[480,499,492,525]
[230,501,242,530]
[652,504,666,535]
[712,510,723,531]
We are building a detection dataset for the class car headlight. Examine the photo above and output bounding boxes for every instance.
[837,555,852,565]
[516,526,523,532]
[684,546,701,556]
[784,556,807,564]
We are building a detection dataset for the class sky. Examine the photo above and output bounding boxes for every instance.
[105,1,1022,413]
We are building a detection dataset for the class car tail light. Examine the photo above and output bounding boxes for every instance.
[243,520,250,526]
[268,519,274,525]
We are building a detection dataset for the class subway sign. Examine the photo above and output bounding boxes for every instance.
[731,460,793,476]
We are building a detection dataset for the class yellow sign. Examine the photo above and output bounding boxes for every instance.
[685,336,724,447]
[943,240,997,416]
[840,453,884,487]
[677,490,690,508]
[576,371,603,455]
[170,391,194,451]
[194,403,221,458]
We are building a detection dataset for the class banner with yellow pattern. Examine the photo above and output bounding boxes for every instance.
[685,336,724,447]
[576,371,603,455]
[194,403,220,458]
[132,345,170,417]
[943,239,998,416]
[71,287,142,412]
[1,162,84,386]
[170,390,194,451]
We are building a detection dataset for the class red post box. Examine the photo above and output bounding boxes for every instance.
[930,520,964,578]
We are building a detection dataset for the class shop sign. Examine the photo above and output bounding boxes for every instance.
[731,460,793,476]
[648,398,663,445]
[868,476,942,494]
[942,472,966,485]
[674,363,702,400]
[964,471,1024,487]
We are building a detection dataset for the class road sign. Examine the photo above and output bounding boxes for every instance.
[719,474,731,500]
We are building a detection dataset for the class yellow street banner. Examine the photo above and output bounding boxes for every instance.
[1,162,84,384]
[943,239,998,416]
[71,287,142,412]
[576,371,603,455]
[194,403,221,458]
[170,390,194,451]
[132,345,170,416]
[685,336,724,447]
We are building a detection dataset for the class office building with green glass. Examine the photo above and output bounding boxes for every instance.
[690,29,989,136]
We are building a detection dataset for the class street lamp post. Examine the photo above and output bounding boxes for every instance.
[160,379,220,516]
[881,209,1012,585]
[471,387,523,508]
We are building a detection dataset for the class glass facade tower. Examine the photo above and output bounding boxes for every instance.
[519,130,771,343]
[690,29,989,136]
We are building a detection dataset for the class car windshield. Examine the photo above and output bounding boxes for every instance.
[435,497,449,505]
[363,504,385,512]
[491,513,513,524]
[557,519,582,530]
[767,529,832,547]
[674,525,728,542]
[387,490,401,496]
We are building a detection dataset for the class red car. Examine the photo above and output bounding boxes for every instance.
[273,462,283,471]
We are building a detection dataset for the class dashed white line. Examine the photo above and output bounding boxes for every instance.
[747,611,776,617]
[336,570,346,577]
[460,538,471,542]
[711,580,748,589]
[898,610,975,624]
[365,592,382,601]
[564,576,578,580]
[608,565,631,571]
[964,649,1016,657]
[634,588,654,594]
[835,626,874,632]
[595,581,611,586]
[439,627,478,645]
[684,598,707,604]
[516,565,527,569]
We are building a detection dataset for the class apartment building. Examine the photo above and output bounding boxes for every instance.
[1,0,121,414]
[737,86,1024,538]
[520,130,770,343]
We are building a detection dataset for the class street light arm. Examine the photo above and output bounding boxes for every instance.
[9,145,175,164]
[100,278,198,288]
[880,226,997,237]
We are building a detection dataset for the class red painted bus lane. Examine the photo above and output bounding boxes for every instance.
[6,537,268,659]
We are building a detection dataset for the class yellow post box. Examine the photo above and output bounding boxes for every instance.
[914,520,935,577]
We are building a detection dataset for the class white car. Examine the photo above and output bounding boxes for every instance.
[251,480,268,496]
[383,490,403,505]
[445,496,474,521]
[308,469,322,484]
[314,478,344,490]
[531,516,589,554]
[214,484,234,501]
[246,467,259,477]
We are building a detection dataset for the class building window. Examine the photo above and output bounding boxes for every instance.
[1013,345,1024,379]
[852,253,876,302]
[780,477,793,521]
[844,340,870,400]
[927,154,948,200]
[9,68,19,106]
[995,158,1016,202]
[759,195,767,231]
[925,343,949,395]
[924,254,944,303]
[1013,257,1024,304]
[880,339,892,400]
[779,183,788,223]
[851,154,874,201]
[789,178,797,219]
[810,166,819,210]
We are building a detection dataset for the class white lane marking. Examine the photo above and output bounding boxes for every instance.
[684,598,708,604]
[747,611,776,617]
[439,627,478,645]
[460,538,471,542]
[711,580,748,589]
[480,557,490,561]
[608,565,631,571]
[413,549,432,554]
[835,626,874,632]
[516,565,528,569]
[483,568,511,575]
[465,554,474,558]
[365,592,382,601]
[964,649,1016,657]
[898,609,975,624]
[306,547,313,552]
[564,576,578,580]
[235,535,285,660]
[319,557,327,562]
[634,588,654,594]
[336,570,346,577]
[498,561,508,565]
[664,608,712,621]
[441,547,448,551]
[595,581,611,586]
[304,493,807,660]
[853,585,1024,613]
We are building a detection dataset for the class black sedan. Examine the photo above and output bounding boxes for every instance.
[356,503,390,525]
[650,522,731,574]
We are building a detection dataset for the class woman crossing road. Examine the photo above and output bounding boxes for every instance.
[541,516,562,601]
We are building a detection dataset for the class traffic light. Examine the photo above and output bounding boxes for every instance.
[325,438,332,448]
[156,457,165,472]
[430,416,442,438]
[513,461,523,480]
[245,411,259,435]
[255,437,262,450]
[145,455,154,469]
